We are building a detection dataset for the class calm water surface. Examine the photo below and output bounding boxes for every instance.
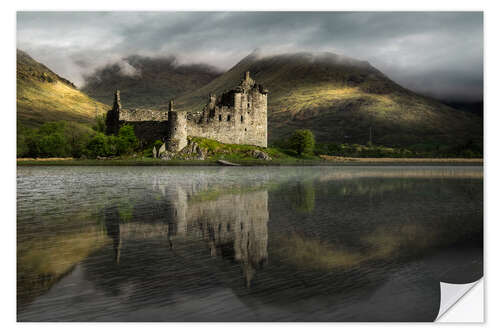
[17,166,483,321]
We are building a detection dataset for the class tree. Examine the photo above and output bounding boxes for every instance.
[38,132,69,157]
[92,114,107,133]
[117,125,138,155]
[86,132,111,158]
[24,122,71,157]
[289,129,315,156]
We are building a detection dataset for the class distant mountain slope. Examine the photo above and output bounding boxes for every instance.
[81,55,222,108]
[176,51,482,146]
[17,49,109,128]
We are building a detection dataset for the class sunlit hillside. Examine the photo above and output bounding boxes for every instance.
[17,49,109,128]
[176,51,482,146]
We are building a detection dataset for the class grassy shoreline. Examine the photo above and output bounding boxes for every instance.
[17,157,483,167]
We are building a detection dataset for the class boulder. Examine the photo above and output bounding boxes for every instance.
[158,143,166,156]
[177,141,207,160]
[195,146,206,160]
[161,151,175,160]
[251,150,272,160]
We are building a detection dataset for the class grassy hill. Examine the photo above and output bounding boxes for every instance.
[176,51,482,147]
[17,49,109,128]
[81,55,221,108]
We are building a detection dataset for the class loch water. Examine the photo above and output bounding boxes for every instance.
[17,165,483,321]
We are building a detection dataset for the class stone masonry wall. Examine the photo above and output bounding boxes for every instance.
[187,72,268,147]
[119,108,169,122]
[119,108,170,145]
[105,90,170,145]
[123,121,169,144]
[106,72,268,150]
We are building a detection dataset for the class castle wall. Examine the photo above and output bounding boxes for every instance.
[119,109,170,145]
[106,72,268,151]
[121,121,169,145]
[187,85,268,147]
[105,91,171,145]
[119,109,169,122]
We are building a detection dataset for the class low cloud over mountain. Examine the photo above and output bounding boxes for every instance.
[17,12,483,102]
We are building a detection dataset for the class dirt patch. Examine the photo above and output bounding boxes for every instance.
[17,157,74,161]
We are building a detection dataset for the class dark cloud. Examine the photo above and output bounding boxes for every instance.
[17,11,483,101]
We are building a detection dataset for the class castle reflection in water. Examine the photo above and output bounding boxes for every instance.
[17,166,483,321]
[104,177,269,288]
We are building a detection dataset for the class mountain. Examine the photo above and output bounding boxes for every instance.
[81,55,222,108]
[441,100,483,117]
[17,49,109,128]
[176,51,483,146]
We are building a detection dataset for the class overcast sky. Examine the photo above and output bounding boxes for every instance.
[17,11,483,101]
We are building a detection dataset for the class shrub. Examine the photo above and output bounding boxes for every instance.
[38,132,69,157]
[92,114,106,133]
[17,127,33,157]
[116,125,138,155]
[289,129,315,156]
[84,124,139,158]
[17,121,97,158]
[63,122,94,157]
[85,133,111,158]
[17,121,142,159]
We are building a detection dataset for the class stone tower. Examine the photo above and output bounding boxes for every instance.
[105,90,121,135]
[166,100,187,152]
[189,71,268,147]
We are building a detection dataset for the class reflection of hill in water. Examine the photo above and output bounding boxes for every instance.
[17,166,483,321]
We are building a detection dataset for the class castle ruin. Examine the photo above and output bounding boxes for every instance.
[105,71,268,151]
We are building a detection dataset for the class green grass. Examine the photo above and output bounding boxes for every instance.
[314,141,482,158]
[189,136,293,161]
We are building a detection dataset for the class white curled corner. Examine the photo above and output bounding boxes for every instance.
[435,279,482,321]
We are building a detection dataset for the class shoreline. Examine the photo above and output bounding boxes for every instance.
[16,157,483,167]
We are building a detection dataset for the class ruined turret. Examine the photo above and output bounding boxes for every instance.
[209,93,216,107]
[166,99,187,152]
[192,71,268,147]
[239,71,255,91]
[105,89,121,135]
[113,89,122,111]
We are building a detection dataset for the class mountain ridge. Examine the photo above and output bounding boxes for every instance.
[81,55,222,108]
[175,51,482,146]
[17,49,109,128]
[17,49,482,149]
